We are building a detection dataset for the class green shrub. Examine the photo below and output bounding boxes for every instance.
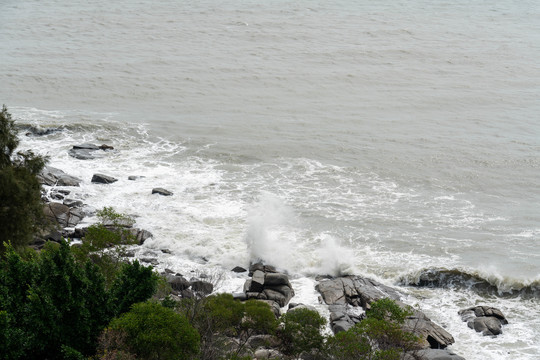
[278,307,326,358]
[0,105,47,253]
[327,298,421,360]
[109,302,200,360]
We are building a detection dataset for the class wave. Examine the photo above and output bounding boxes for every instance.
[398,267,540,299]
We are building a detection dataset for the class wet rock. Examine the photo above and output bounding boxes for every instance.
[316,276,401,308]
[232,266,247,273]
[69,143,113,160]
[44,202,84,228]
[191,280,214,295]
[243,264,295,307]
[99,144,114,150]
[315,276,454,349]
[403,309,455,349]
[91,173,118,184]
[128,175,145,180]
[152,187,173,196]
[23,125,63,137]
[73,143,100,150]
[140,257,158,266]
[166,274,191,291]
[38,166,81,186]
[404,349,466,360]
[63,198,83,208]
[458,305,508,336]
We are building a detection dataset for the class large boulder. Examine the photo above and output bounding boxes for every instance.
[68,143,114,160]
[44,202,84,228]
[38,166,81,186]
[242,263,295,308]
[458,305,508,336]
[404,349,466,360]
[91,173,118,184]
[316,276,401,308]
[315,276,455,349]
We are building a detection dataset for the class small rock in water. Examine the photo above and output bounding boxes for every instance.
[152,188,173,196]
[91,173,118,184]
[231,266,247,273]
[128,175,145,180]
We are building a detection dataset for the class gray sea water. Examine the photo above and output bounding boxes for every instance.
[1,1,539,359]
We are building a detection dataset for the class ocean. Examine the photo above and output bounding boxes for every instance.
[1,1,539,359]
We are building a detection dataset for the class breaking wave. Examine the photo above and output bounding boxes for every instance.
[399,267,540,299]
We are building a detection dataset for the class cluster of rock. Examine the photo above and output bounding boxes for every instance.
[238,263,295,314]
[163,269,215,299]
[316,275,461,359]
[458,305,508,336]
[68,143,114,160]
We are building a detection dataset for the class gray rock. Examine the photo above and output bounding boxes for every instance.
[39,166,81,186]
[257,300,282,318]
[191,280,214,295]
[140,257,159,266]
[152,187,173,196]
[403,310,455,349]
[246,334,281,350]
[265,272,292,286]
[458,305,508,336]
[232,266,247,273]
[128,175,145,180]
[69,148,96,160]
[316,276,400,307]
[166,274,191,291]
[404,349,466,360]
[63,198,83,208]
[43,202,83,228]
[73,143,100,150]
[250,270,265,292]
[91,173,118,184]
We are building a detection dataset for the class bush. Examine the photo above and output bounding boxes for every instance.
[0,105,47,253]
[72,207,138,286]
[108,302,200,360]
[278,307,326,358]
[0,241,159,359]
[327,298,422,360]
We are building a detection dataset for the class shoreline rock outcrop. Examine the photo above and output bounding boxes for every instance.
[458,305,508,336]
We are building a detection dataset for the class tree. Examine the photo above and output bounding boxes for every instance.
[327,298,422,360]
[278,307,326,359]
[108,301,200,360]
[0,105,47,252]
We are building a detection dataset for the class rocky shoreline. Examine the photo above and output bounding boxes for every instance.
[32,140,511,360]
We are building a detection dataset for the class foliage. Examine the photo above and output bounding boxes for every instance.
[108,301,200,360]
[72,207,138,286]
[278,307,326,359]
[109,260,159,316]
[327,298,422,360]
[0,241,158,359]
[177,294,277,360]
[0,105,47,252]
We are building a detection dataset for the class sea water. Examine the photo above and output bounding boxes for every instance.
[1,1,539,359]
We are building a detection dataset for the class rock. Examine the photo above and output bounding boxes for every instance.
[69,148,96,160]
[403,310,455,349]
[249,262,277,276]
[63,198,83,208]
[404,349,466,360]
[166,274,191,291]
[316,276,401,308]
[232,292,247,301]
[232,266,247,273]
[38,166,81,186]
[43,202,84,228]
[458,305,508,336]
[161,249,172,254]
[128,175,145,180]
[140,257,158,266]
[258,300,282,318]
[246,334,281,350]
[152,187,173,196]
[73,143,100,150]
[99,144,114,150]
[244,267,295,308]
[91,173,118,184]
[191,280,214,295]
[254,348,283,360]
